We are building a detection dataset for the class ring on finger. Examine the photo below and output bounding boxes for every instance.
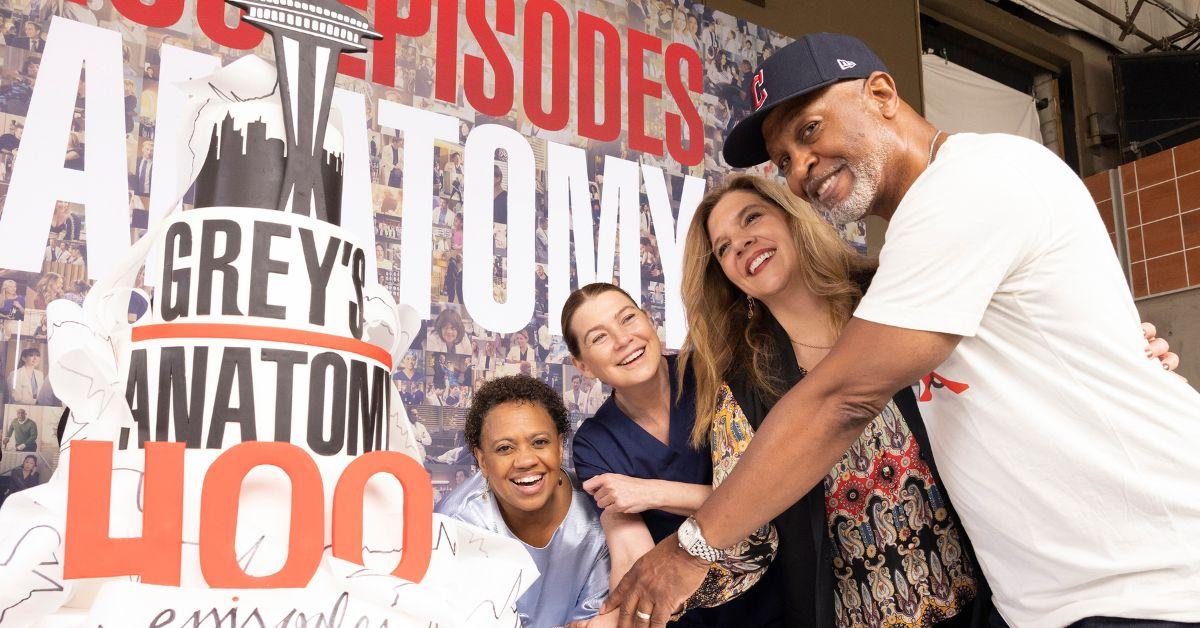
[636,610,652,621]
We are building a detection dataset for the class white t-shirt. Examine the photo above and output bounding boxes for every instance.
[856,133,1200,627]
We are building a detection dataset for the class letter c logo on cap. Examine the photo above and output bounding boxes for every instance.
[752,70,768,111]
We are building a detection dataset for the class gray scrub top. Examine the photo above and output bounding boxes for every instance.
[436,471,611,628]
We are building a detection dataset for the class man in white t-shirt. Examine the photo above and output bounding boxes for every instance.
[608,33,1200,628]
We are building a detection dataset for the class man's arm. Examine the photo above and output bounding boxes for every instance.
[694,318,960,547]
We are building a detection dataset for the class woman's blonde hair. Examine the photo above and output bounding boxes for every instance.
[679,174,874,447]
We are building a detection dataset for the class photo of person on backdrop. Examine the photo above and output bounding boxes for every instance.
[493,165,509,223]
[3,407,38,452]
[444,250,463,304]
[394,351,424,383]
[5,454,41,494]
[63,279,89,305]
[507,328,538,371]
[7,347,43,406]
[436,375,612,628]
[461,355,476,389]
[0,278,25,321]
[48,202,84,241]
[0,120,22,180]
[565,375,586,413]
[473,336,502,374]
[607,33,1200,628]
[411,417,431,458]
[409,382,427,407]
[426,307,471,355]
[64,131,84,170]
[442,152,463,201]
[132,139,154,196]
[61,244,84,267]
[579,374,606,415]
[452,468,468,488]
[32,272,64,309]
[0,57,39,116]
[8,20,45,53]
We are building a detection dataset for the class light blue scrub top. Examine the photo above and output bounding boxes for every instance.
[435,471,610,628]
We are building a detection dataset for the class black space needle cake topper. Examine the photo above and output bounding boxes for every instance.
[220,0,380,225]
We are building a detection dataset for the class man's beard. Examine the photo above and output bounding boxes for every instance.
[810,145,886,226]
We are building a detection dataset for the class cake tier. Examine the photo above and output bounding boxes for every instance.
[145,206,368,334]
[123,206,390,456]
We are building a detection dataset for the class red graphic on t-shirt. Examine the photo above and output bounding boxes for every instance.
[917,371,969,402]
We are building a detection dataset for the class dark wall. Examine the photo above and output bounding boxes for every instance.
[698,0,925,113]
[1137,292,1200,389]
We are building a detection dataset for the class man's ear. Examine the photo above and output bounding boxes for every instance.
[863,71,901,119]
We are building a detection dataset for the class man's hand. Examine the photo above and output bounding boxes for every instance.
[602,533,707,627]
[584,474,658,514]
[1143,322,1182,378]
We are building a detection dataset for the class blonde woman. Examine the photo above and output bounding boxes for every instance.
[676,175,1179,628]
[0,279,25,321]
[32,272,65,309]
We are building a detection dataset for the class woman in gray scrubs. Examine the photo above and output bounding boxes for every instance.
[436,375,612,628]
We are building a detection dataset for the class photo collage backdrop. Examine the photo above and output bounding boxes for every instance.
[0,0,866,505]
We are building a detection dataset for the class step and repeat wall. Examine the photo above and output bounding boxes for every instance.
[0,0,865,504]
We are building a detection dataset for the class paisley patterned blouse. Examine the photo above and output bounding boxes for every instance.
[710,383,977,628]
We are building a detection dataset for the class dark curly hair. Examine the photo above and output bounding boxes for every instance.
[465,375,570,454]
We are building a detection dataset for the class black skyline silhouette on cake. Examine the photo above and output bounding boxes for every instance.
[193,113,343,211]
[197,0,380,225]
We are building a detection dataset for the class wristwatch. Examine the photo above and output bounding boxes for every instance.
[677,516,725,563]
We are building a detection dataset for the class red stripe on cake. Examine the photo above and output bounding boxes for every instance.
[132,322,391,366]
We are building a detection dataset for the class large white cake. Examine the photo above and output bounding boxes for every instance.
[0,46,535,628]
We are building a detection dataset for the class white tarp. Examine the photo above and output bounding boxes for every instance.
[1009,0,1199,54]
[921,54,1045,145]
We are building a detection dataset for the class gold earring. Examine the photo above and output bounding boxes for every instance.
[746,295,755,319]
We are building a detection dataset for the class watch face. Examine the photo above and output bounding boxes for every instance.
[679,518,708,557]
[680,518,698,544]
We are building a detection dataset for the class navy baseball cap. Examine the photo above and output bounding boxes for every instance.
[722,33,889,168]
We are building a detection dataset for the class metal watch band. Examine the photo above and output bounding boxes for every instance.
[678,516,725,563]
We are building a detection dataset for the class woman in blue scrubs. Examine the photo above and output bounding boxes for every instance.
[563,283,782,627]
